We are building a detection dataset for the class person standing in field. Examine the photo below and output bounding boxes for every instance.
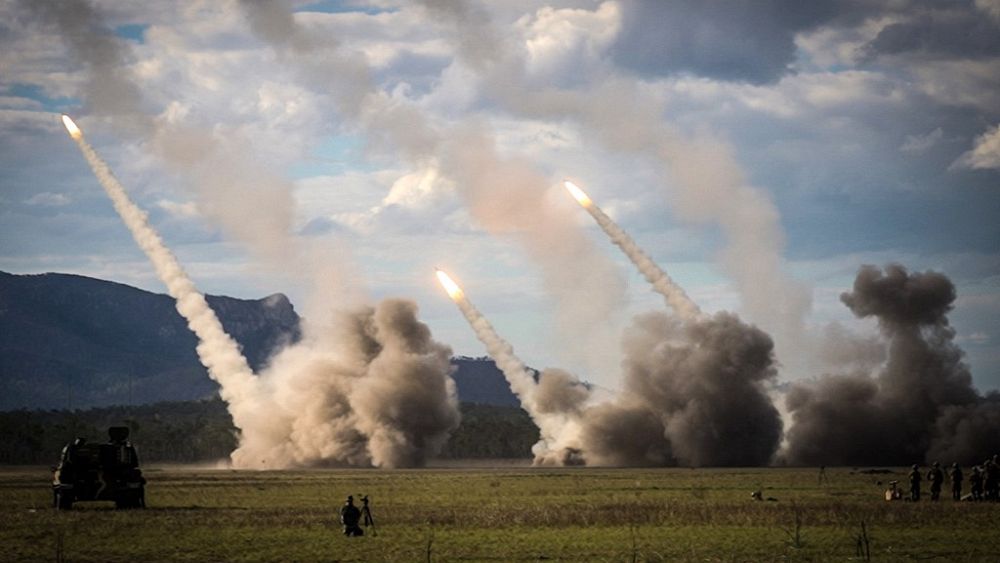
[969,466,983,500]
[908,464,922,501]
[927,462,944,501]
[340,495,364,537]
[984,456,999,501]
[950,463,963,501]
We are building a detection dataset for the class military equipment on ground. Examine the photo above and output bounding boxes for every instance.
[52,426,146,510]
[885,480,903,501]
[361,494,376,536]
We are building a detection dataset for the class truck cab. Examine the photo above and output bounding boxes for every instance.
[52,426,146,510]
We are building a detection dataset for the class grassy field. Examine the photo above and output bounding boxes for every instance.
[1,464,998,562]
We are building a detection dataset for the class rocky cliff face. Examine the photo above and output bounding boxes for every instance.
[0,271,301,410]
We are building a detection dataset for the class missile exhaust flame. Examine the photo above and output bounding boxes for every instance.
[435,269,464,300]
[562,180,701,320]
[60,115,263,462]
[61,114,82,139]
[563,179,592,208]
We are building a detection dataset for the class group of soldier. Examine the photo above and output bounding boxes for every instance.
[907,455,1000,502]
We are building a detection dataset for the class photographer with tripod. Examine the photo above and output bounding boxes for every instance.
[339,494,376,537]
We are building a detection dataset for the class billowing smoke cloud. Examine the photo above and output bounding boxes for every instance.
[441,265,781,467]
[573,311,782,467]
[235,299,460,469]
[928,393,1000,465]
[784,264,1000,466]
[539,178,779,466]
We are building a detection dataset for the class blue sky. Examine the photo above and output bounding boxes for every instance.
[1,0,998,392]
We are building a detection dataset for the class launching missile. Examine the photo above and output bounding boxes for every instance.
[560,177,702,320]
[563,180,592,208]
[61,115,82,140]
[435,269,464,300]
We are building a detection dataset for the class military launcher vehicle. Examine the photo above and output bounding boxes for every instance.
[52,426,146,510]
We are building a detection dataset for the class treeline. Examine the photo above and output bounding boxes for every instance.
[0,400,538,465]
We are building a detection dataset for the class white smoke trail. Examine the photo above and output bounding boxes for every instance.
[61,115,265,452]
[435,270,580,462]
[564,180,701,320]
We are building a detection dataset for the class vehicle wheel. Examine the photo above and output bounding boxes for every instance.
[115,493,133,510]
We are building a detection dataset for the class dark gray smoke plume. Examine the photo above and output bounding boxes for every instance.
[22,0,145,126]
[784,264,1000,466]
[567,311,782,467]
[928,393,1000,465]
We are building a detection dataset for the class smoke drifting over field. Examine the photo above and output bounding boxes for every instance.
[784,264,1000,466]
[548,311,781,467]
[236,299,460,469]
[440,267,782,467]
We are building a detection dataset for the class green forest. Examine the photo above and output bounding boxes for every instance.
[0,400,538,465]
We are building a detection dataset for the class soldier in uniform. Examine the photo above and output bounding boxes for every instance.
[969,466,983,501]
[340,495,364,536]
[950,463,964,501]
[985,456,999,501]
[926,462,944,501]
[908,464,922,501]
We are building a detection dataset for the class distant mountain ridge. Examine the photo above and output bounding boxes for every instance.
[0,271,520,410]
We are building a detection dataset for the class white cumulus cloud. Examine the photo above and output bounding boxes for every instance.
[952,124,1000,170]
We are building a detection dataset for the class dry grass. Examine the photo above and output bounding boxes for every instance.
[1,465,997,561]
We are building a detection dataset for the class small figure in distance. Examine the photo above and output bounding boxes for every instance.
[985,456,999,501]
[885,480,903,501]
[340,495,364,537]
[927,462,944,501]
[908,464,922,501]
[969,466,983,501]
[750,489,777,501]
[950,462,963,501]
